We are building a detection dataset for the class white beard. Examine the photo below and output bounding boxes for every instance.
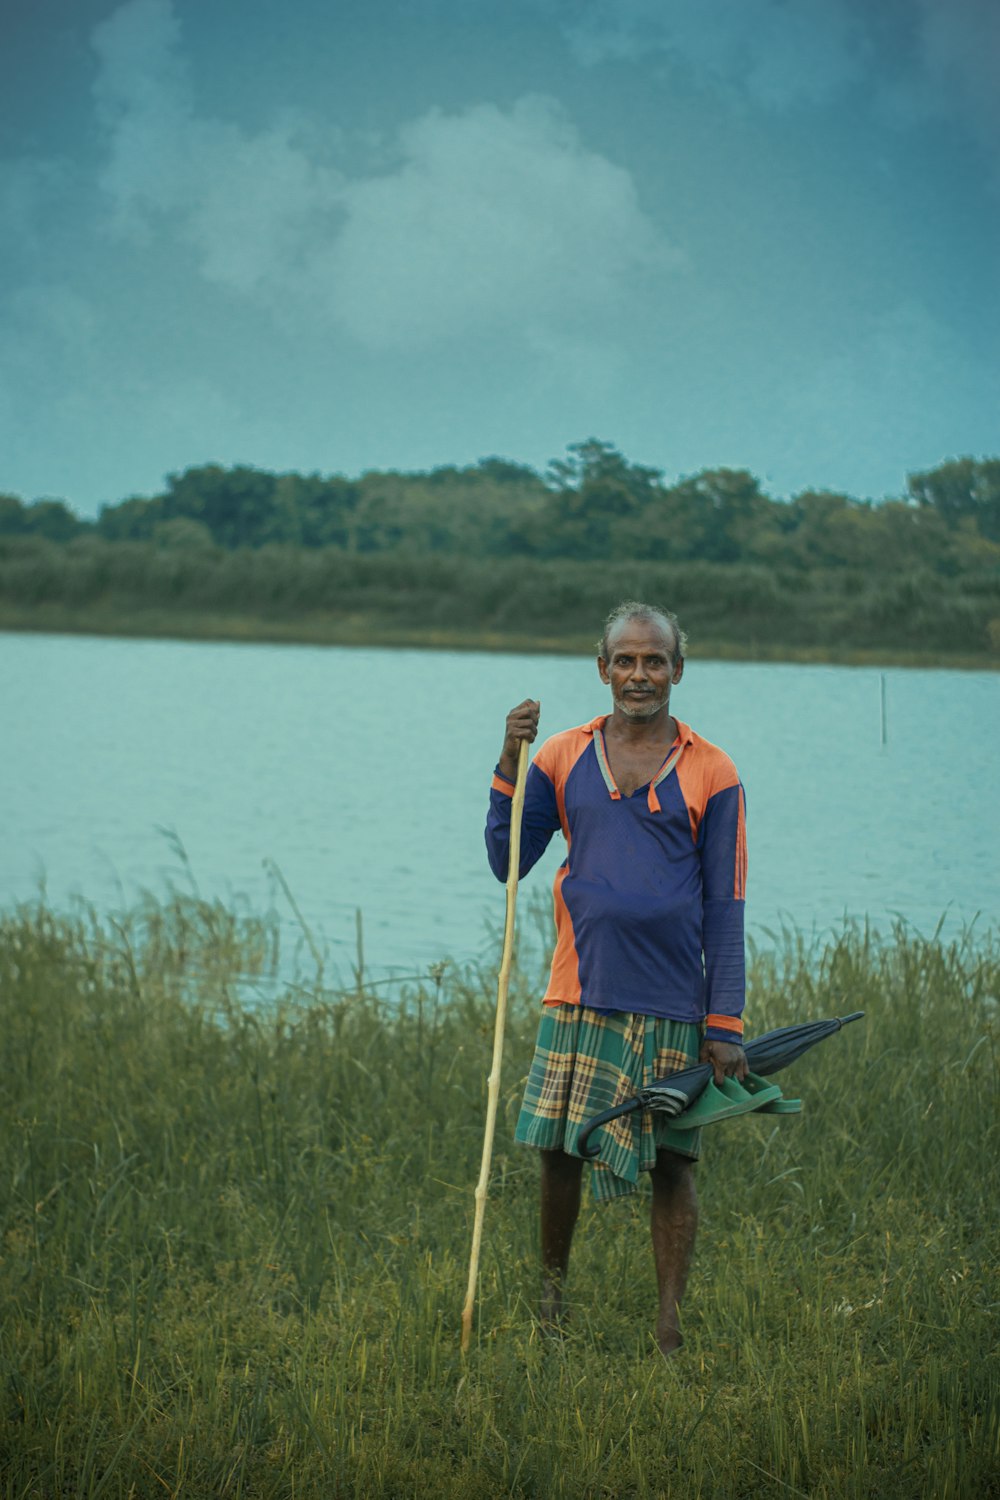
[614,690,667,721]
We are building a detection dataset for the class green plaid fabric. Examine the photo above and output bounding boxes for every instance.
[515,1005,702,1202]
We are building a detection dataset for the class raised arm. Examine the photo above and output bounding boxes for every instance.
[497,699,540,783]
[486,700,562,881]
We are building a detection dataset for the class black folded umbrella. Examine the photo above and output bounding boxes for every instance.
[743,1012,865,1073]
[577,1011,864,1158]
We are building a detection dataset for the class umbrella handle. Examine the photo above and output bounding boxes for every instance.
[577,1098,642,1159]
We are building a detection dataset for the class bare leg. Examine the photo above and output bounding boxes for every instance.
[539,1148,583,1327]
[650,1149,698,1356]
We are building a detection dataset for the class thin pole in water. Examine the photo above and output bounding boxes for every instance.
[354,907,365,995]
[879,672,887,746]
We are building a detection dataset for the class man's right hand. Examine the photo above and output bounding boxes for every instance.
[499,699,540,782]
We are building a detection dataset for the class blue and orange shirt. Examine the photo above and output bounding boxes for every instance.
[485,716,747,1042]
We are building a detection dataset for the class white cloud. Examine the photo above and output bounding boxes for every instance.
[91,0,193,237]
[312,96,673,351]
[178,117,345,295]
[89,0,673,353]
[92,0,344,287]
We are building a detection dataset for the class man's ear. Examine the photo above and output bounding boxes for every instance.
[597,655,611,684]
[672,657,685,685]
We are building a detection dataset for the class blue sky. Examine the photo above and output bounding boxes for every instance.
[2,0,998,515]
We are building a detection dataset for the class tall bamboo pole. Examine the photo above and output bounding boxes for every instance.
[461,737,530,1352]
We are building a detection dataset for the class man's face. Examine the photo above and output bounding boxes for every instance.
[598,616,683,722]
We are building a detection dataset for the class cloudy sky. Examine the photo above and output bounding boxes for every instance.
[2,0,998,515]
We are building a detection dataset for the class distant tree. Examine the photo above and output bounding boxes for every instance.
[422,464,469,488]
[876,499,952,570]
[650,469,761,563]
[908,457,1000,542]
[545,438,661,495]
[261,474,307,546]
[97,495,163,541]
[538,440,664,557]
[352,476,411,553]
[475,456,542,485]
[678,469,768,563]
[787,491,871,568]
[0,495,26,535]
[413,460,545,554]
[22,499,86,542]
[163,465,278,548]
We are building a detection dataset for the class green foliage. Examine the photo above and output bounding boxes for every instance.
[909,456,1000,542]
[0,895,997,1495]
[0,496,89,542]
[150,516,215,550]
[7,449,1000,571]
[3,444,999,660]
[97,494,165,541]
[0,495,27,535]
[69,445,1000,576]
[2,532,998,659]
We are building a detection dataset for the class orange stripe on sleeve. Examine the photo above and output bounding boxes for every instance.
[734,784,747,900]
[706,1013,744,1036]
[491,772,515,796]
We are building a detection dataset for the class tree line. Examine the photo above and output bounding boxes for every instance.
[3,442,1000,566]
[1,443,998,660]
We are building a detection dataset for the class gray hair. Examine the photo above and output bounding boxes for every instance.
[598,600,687,663]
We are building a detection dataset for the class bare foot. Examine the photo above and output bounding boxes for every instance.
[540,1277,568,1337]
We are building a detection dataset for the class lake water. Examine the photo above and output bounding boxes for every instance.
[2,632,997,984]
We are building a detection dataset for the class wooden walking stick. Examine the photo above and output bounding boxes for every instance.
[461,736,530,1352]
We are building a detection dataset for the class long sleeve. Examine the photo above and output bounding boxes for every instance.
[698,780,748,1042]
[485,762,561,881]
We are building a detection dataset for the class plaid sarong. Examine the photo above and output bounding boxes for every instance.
[515,1005,702,1202]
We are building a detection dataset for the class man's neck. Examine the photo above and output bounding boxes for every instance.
[605,707,678,744]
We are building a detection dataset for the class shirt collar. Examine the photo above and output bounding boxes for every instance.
[583,714,694,745]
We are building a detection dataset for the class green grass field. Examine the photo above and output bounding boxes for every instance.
[1,893,997,1497]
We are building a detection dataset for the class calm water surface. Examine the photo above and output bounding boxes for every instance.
[2,633,997,981]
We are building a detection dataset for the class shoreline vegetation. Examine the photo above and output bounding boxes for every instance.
[0,602,996,670]
[1,890,997,1496]
[2,441,999,669]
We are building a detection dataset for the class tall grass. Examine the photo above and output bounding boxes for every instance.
[1,894,997,1497]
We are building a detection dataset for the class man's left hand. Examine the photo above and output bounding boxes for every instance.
[699,1038,748,1086]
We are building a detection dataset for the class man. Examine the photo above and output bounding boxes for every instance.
[485,600,747,1355]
